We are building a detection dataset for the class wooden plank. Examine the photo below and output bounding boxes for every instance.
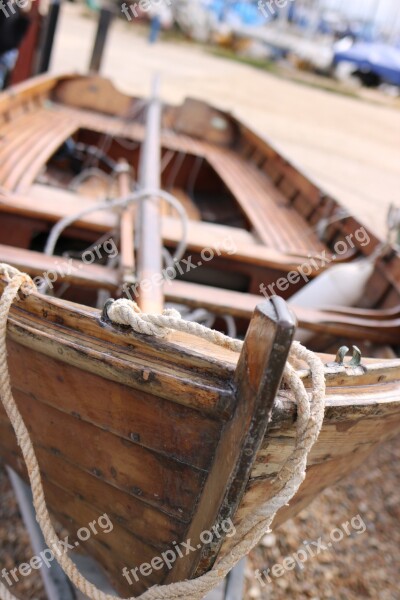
[0,73,59,116]
[42,477,165,594]
[52,75,136,118]
[238,121,323,207]
[16,184,118,230]
[0,421,186,548]
[0,439,165,595]
[8,339,221,470]
[0,243,119,290]
[166,280,400,344]
[0,111,51,182]
[161,216,327,272]
[238,399,400,531]
[0,190,328,274]
[11,388,205,517]
[15,116,79,192]
[207,149,326,254]
[0,277,236,408]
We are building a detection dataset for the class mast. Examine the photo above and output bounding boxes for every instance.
[136,76,164,313]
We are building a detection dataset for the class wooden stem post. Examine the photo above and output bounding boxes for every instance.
[169,297,296,582]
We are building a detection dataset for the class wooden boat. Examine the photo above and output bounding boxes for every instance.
[0,74,399,596]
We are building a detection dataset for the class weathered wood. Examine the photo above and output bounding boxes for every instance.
[1,284,236,416]
[1,72,400,598]
[0,288,297,592]
[0,424,185,546]
[7,339,221,470]
[171,297,295,581]
[231,383,400,535]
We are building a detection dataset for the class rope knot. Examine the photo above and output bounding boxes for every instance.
[0,264,36,297]
[106,298,181,338]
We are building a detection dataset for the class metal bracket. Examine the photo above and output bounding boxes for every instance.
[100,299,115,321]
[327,345,363,368]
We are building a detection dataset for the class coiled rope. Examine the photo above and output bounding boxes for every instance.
[0,267,325,600]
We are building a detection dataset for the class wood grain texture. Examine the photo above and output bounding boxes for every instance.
[1,73,400,596]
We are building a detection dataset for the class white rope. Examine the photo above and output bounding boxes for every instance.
[43,187,189,263]
[0,267,326,600]
[106,299,243,353]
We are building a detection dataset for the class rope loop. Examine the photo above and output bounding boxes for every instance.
[106,299,244,353]
[0,265,325,600]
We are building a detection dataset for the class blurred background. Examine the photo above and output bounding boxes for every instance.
[1,0,400,236]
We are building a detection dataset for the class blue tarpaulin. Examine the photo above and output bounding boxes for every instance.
[334,42,400,86]
[204,1,268,26]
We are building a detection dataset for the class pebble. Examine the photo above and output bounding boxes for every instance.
[245,435,400,600]
[260,533,276,548]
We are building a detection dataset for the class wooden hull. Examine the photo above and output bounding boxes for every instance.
[0,280,399,594]
[0,74,399,594]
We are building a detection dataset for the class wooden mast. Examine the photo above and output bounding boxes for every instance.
[136,75,164,313]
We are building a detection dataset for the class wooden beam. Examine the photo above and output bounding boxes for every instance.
[174,297,295,580]
[118,160,136,284]
[166,280,400,344]
[0,243,119,290]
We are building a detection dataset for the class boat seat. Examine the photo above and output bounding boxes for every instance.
[0,106,78,194]
[167,280,400,344]
[0,186,329,277]
[0,243,119,290]
[60,105,213,159]
[207,150,326,255]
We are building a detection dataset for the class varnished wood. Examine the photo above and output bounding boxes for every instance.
[52,75,136,117]
[118,161,136,284]
[0,73,400,596]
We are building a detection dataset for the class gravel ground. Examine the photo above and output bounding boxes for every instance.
[245,434,400,600]
[0,468,45,599]
[1,434,399,599]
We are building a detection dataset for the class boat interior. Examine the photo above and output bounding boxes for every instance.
[0,73,400,358]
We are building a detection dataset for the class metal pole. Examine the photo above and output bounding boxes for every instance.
[7,468,76,600]
[89,6,114,73]
[136,75,164,314]
[37,0,61,74]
